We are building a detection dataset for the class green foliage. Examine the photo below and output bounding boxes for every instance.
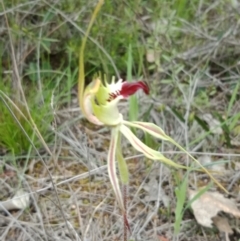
[174,173,212,234]
[142,104,159,149]
[127,44,139,132]
[174,173,188,234]
[0,81,53,155]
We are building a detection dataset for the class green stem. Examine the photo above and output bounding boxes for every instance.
[78,0,104,113]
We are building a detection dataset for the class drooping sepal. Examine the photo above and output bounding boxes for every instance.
[123,121,227,192]
[116,133,129,184]
[123,121,169,140]
[108,127,125,211]
[120,124,188,169]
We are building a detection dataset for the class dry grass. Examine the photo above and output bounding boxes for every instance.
[1,0,240,241]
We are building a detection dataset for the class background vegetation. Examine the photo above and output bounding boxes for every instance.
[0,0,240,240]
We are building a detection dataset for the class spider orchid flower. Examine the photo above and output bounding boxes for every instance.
[77,0,227,219]
[81,76,188,211]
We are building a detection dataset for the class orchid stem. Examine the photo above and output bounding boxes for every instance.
[123,184,131,240]
[78,0,104,113]
[123,184,127,241]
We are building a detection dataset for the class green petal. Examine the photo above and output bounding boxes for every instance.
[92,97,123,126]
[120,124,187,169]
[95,80,110,105]
[108,127,125,211]
[83,78,103,125]
[83,93,104,125]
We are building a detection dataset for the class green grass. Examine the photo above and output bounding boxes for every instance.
[0,80,53,155]
[174,171,212,234]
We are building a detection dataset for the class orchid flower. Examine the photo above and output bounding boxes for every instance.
[81,77,227,212]
[81,76,190,210]
[78,0,227,215]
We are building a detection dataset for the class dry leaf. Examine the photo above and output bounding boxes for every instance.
[0,189,30,211]
[146,49,160,63]
[189,189,240,228]
[143,176,169,207]
[158,235,171,241]
[212,216,233,234]
[202,113,223,135]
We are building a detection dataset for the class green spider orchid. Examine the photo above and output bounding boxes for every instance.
[81,75,189,211]
[78,0,226,215]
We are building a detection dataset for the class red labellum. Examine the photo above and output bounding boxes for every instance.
[108,81,149,101]
[120,81,149,97]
